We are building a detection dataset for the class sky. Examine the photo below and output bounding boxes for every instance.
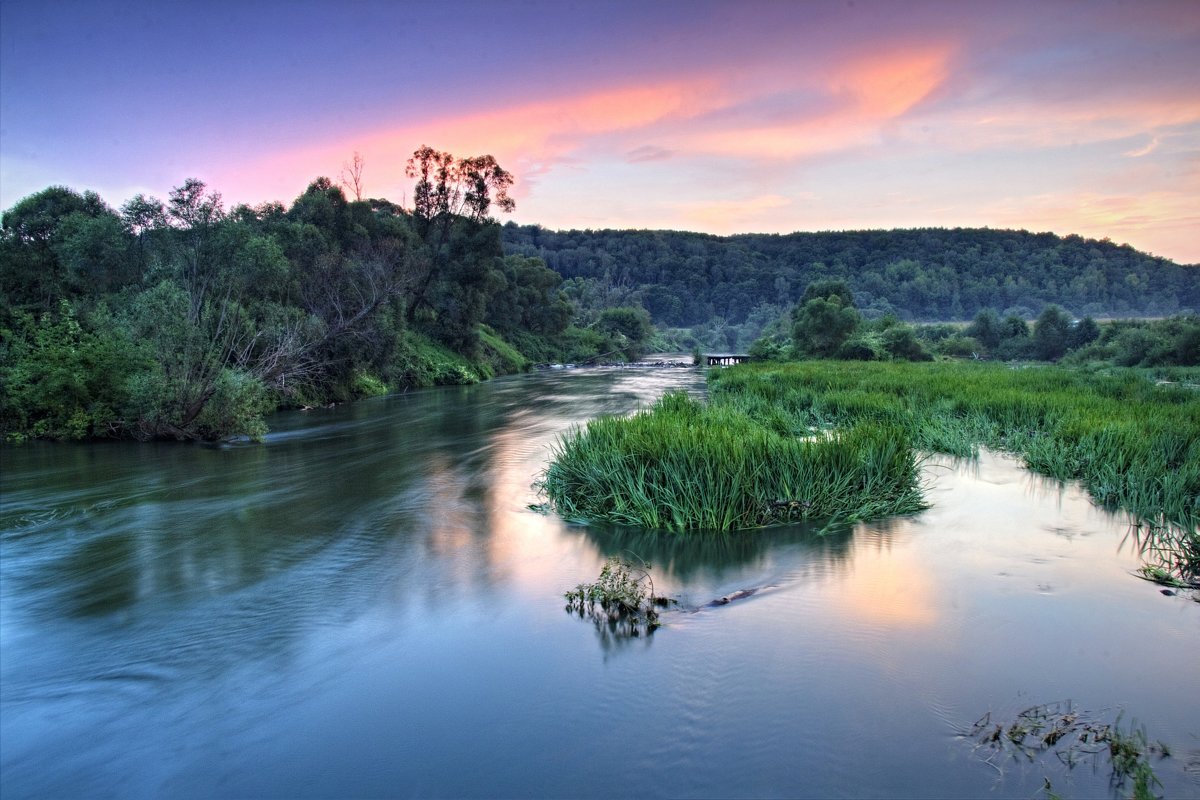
[2,0,1198,263]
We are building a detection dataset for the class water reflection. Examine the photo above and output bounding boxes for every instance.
[580,521,855,585]
[2,369,1197,800]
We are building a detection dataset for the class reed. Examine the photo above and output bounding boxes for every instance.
[541,360,1197,573]
[712,361,1199,580]
[540,391,925,532]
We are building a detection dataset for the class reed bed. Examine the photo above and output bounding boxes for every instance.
[541,360,1197,575]
[541,391,925,532]
[712,362,1199,577]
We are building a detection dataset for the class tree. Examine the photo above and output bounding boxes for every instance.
[0,186,115,310]
[402,146,516,326]
[405,145,514,226]
[966,308,1002,350]
[792,280,861,358]
[164,178,226,321]
[1033,304,1072,360]
[881,324,932,361]
[800,279,855,308]
[340,151,365,201]
[596,307,653,360]
[485,255,573,336]
[1068,316,1100,350]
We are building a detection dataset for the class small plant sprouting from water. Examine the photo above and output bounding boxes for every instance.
[967,701,1170,800]
[564,554,672,637]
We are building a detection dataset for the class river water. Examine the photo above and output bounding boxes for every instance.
[1,365,1197,799]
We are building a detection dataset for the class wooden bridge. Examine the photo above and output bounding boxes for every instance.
[706,353,753,366]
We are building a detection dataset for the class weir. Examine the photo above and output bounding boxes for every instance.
[706,353,752,366]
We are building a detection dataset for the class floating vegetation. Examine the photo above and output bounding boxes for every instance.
[564,554,672,637]
[710,362,1199,533]
[966,701,1170,800]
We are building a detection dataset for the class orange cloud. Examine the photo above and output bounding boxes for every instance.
[678,44,955,159]
[837,45,953,118]
[216,44,958,203]
[217,76,732,204]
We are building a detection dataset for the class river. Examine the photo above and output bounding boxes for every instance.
[1,365,1197,798]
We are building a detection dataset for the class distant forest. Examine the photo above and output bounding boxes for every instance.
[502,225,1200,325]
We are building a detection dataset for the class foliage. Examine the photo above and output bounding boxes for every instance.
[595,306,654,360]
[0,300,144,439]
[1033,304,1072,360]
[792,280,862,358]
[0,154,619,441]
[503,224,1199,327]
[564,554,665,636]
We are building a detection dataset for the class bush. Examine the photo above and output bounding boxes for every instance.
[882,325,932,361]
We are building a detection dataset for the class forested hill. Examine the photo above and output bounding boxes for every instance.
[501,224,1199,325]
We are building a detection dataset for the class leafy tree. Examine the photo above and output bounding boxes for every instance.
[406,146,514,227]
[0,186,115,310]
[1068,316,1101,350]
[966,308,1003,350]
[881,325,932,361]
[486,255,573,336]
[596,307,653,359]
[0,300,143,439]
[792,280,861,358]
[800,279,855,308]
[502,224,1200,325]
[402,147,515,328]
[1033,304,1072,360]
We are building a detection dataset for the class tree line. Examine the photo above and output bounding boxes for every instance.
[502,224,1199,326]
[747,279,1199,368]
[0,149,655,442]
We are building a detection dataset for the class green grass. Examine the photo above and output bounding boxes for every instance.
[711,362,1199,535]
[541,361,1199,576]
[540,391,925,532]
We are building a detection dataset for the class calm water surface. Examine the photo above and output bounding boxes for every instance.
[1,366,1197,798]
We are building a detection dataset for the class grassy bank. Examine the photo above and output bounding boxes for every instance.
[711,362,1199,536]
[542,361,1198,579]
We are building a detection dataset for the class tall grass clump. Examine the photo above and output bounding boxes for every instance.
[540,391,925,532]
[711,361,1199,582]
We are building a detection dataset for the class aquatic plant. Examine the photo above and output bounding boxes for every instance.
[564,554,668,636]
[967,701,1169,800]
[709,361,1199,578]
[541,391,925,532]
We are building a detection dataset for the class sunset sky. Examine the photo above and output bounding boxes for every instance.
[2,0,1198,263]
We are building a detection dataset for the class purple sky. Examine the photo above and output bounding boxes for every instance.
[2,0,1198,262]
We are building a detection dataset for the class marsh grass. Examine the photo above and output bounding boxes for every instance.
[711,362,1199,578]
[541,391,925,532]
[540,360,1197,567]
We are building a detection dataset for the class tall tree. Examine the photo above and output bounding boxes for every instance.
[403,146,515,326]
[1033,304,1072,360]
[792,280,862,357]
